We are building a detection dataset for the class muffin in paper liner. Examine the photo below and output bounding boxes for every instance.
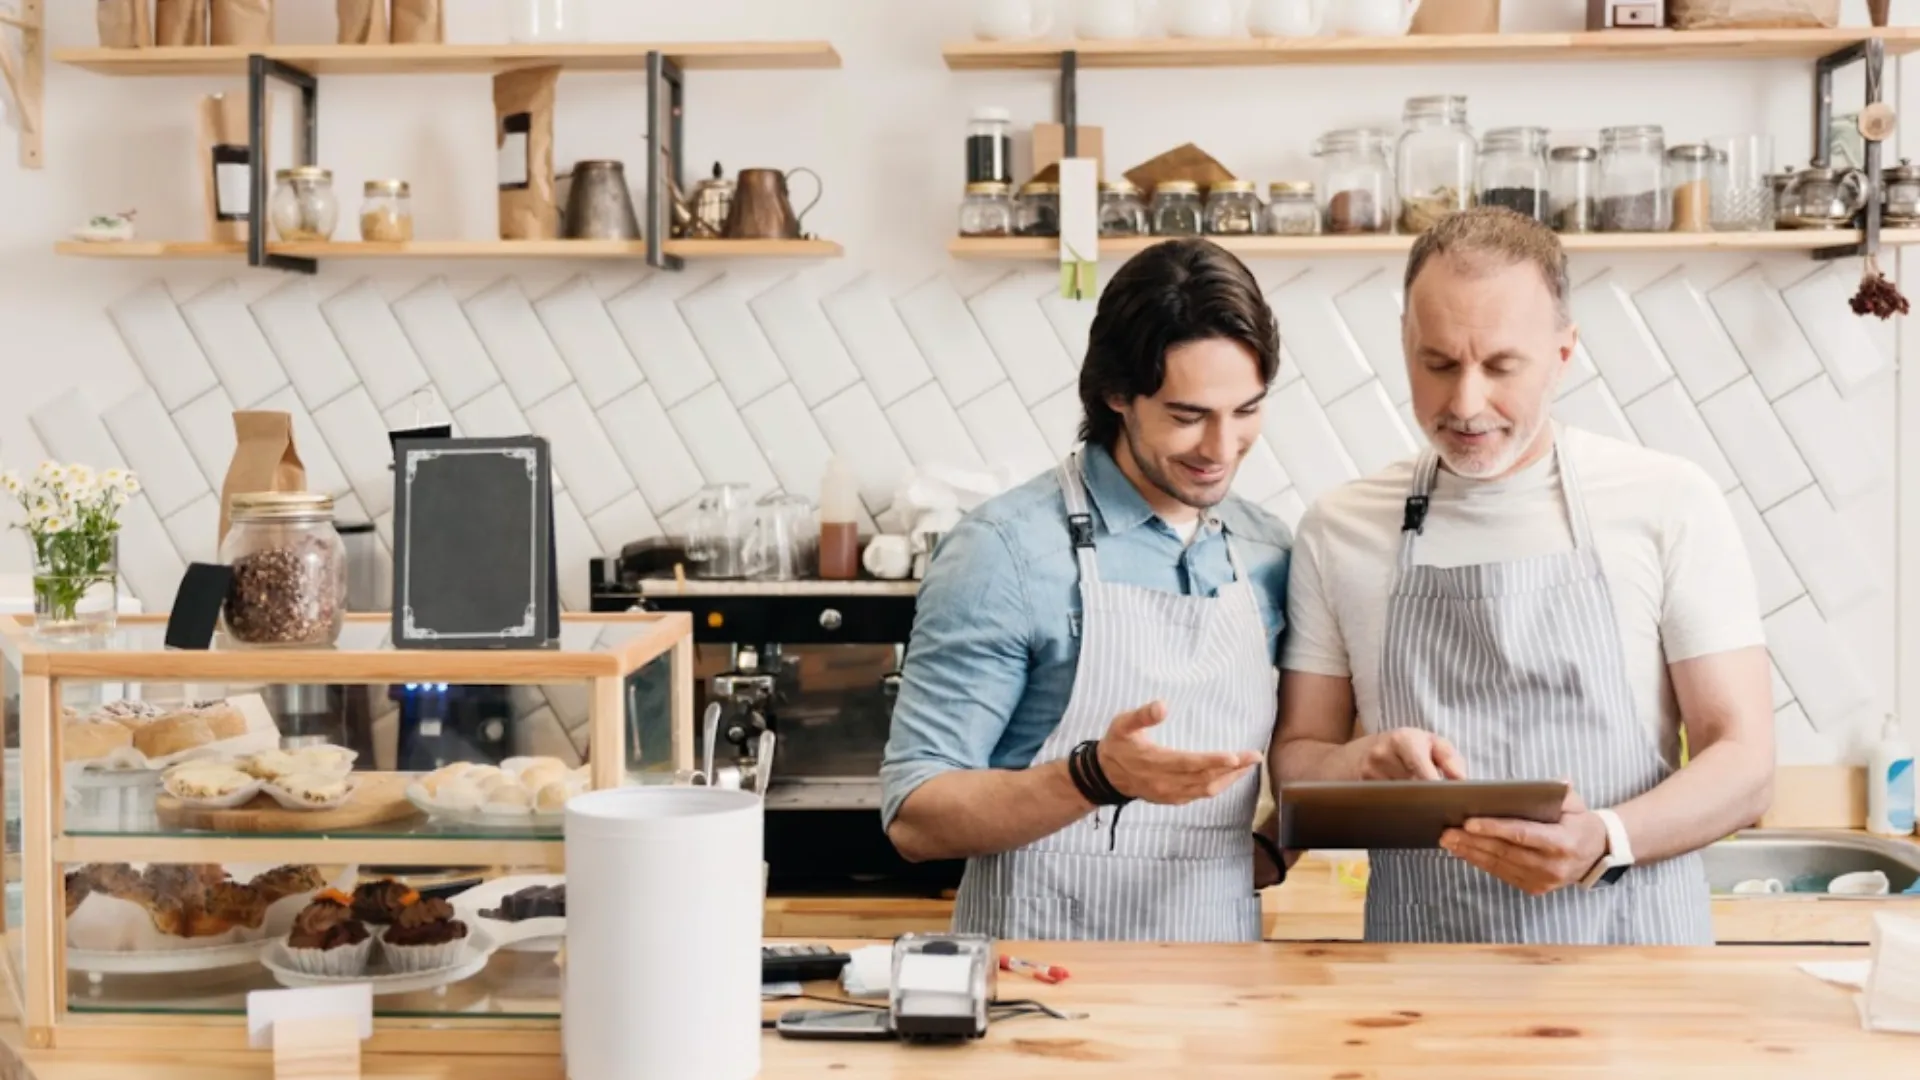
[378,933,468,975]
[280,932,375,977]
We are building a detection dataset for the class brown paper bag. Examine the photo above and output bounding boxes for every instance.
[336,0,388,44]
[390,0,444,44]
[155,0,207,45]
[1411,0,1501,34]
[210,0,273,46]
[1667,0,1838,28]
[1124,143,1236,193]
[495,67,561,241]
[198,93,270,244]
[97,0,153,48]
[218,412,308,550]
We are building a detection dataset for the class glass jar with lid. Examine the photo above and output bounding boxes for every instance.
[1205,180,1263,235]
[1098,180,1150,237]
[959,182,1015,237]
[1477,126,1550,224]
[1151,181,1204,236]
[1548,146,1600,233]
[218,492,347,649]
[966,106,1013,186]
[1015,181,1060,237]
[1666,144,1719,232]
[269,166,339,242]
[1314,128,1395,234]
[1266,181,1320,235]
[1598,125,1669,232]
[1396,95,1476,234]
[359,179,413,242]
[1883,158,1920,226]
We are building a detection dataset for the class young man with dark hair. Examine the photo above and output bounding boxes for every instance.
[880,238,1294,942]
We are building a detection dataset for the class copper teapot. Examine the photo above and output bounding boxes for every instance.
[724,167,822,241]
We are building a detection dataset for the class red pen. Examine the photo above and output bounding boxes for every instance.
[999,954,1070,984]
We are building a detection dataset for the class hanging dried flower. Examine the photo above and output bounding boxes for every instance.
[1850,254,1910,320]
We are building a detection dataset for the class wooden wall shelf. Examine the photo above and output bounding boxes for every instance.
[949,230,1920,260]
[54,238,843,261]
[943,27,1920,70]
[54,40,842,76]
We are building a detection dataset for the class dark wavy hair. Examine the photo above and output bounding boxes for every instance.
[1076,238,1281,449]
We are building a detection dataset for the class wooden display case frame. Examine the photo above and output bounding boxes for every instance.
[0,610,695,1057]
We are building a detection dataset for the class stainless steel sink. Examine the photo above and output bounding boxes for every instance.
[1701,829,1920,895]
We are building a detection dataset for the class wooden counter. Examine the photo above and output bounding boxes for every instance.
[5,939,1899,1078]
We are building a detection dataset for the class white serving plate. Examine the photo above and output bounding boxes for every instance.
[68,938,269,975]
[262,938,491,996]
[448,874,564,954]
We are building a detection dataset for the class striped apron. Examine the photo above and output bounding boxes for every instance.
[949,451,1276,942]
[1364,445,1715,946]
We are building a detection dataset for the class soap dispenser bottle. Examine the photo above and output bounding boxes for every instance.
[1867,713,1915,837]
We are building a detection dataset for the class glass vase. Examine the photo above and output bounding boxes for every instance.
[31,534,118,642]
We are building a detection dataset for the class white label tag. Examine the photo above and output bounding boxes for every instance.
[498,131,529,188]
[215,161,251,219]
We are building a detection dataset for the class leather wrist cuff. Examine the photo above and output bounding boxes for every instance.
[1068,739,1133,807]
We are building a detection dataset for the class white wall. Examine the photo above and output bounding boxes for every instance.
[0,0,1910,764]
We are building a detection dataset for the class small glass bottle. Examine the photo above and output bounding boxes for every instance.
[1266,181,1320,235]
[1667,144,1718,232]
[359,179,413,242]
[1204,180,1263,235]
[218,492,346,649]
[958,181,1015,237]
[1098,180,1149,237]
[1150,181,1204,236]
[1314,128,1395,234]
[1598,124,1669,232]
[269,166,339,242]
[1548,146,1599,234]
[1396,95,1476,234]
[966,107,1013,186]
[1477,127,1550,224]
[1015,181,1060,237]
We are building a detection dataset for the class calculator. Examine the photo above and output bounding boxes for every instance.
[762,943,851,983]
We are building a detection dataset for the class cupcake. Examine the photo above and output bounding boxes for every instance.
[379,896,469,973]
[282,891,373,976]
[349,879,417,930]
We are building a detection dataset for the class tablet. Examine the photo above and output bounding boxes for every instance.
[1277,779,1569,850]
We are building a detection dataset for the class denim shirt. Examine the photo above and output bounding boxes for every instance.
[879,445,1293,829]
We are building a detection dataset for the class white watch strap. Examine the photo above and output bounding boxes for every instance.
[1595,808,1633,866]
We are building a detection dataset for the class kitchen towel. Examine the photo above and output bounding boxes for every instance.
[564,787,763,1080]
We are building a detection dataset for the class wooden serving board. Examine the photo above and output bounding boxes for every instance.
[157,772,422,833]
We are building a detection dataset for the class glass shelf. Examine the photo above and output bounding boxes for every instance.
[64,811,562,843]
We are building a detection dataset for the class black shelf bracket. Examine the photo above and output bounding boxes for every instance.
[1811,36,1885,262]
[645,50,686,271]
[1060,50,1078,158]
[247,54,318,275]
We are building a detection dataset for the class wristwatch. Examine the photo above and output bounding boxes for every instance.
[1580,808,1634,889]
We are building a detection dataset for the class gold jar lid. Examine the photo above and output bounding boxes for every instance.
[365,179,411,197]
[231,491,335,521]
[1100,179,1140,194]
[1019,181,1060,196]
[1156,180,1201,195]
[965,181,1011,196]
[1211,179,1257,195]
[275,166,333,183]
[1269,180,1314,196]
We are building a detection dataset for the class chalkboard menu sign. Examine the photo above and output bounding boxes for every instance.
[391,436,558,649]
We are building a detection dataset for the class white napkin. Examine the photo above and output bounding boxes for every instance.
[839,945,894,999]
[1801,912,1920,1034]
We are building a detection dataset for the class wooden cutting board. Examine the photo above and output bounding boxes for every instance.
[157,771,422,833]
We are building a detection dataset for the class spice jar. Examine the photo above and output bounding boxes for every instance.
[1315,128,1395,234]
[360,179,413,242]
[1098,180,1149,237]
[269,167,339,242]
[1883,158,1920,226]
[1396,95,1476,234]
[1150,181,1204,236]
[1598,125,1669,232]
[1205,180,1262,235]
[1549,146,1599,234]
[959,182,1015,237]
[967,107,1013,186]
[219,492,346,649]
[1266,181,1320,236]
[1015,181,1060,237]
[1477,127,1549,224]
[1667,144,1718,233]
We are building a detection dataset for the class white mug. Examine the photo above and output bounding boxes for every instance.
[975,0,1054,41]
[1166,0,1242,37]
[1077,0,1157,38]
[862,535,913,580]
[1247,0,1326,36]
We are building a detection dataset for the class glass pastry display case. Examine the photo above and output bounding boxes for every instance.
[0,611,693,1058]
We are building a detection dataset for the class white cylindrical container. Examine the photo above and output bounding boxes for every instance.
[564,787,764,1080]
[1865,714,1915,837]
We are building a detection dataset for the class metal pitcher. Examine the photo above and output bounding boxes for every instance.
[724,167,822,241]
[562,160,641,240]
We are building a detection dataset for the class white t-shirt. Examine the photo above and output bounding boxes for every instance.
[1281,424,1765,768]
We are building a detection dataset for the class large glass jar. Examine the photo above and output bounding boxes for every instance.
[1015,181,1060,237]
[1315,128,1395,234]
[959,182,1015,236]
[269,166,339,242]
[1266,181,1320,235]
[1205,180,1262,235]
[1151,181,1204,236]
[1477,126,1549,224]
[1098,180,1149,237]
[359,179,413,242]
[1667,144,1719,232]
[967,106,1013,186]
[1599,125,1669,232]
[1396,95,1476,234]
[1549,146,1599,233]
[219,492,346,649]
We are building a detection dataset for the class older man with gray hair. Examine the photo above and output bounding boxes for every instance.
[1270,207,1774,945]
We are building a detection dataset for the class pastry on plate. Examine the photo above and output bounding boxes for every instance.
[91,700,169,729]
[163,763,254,801]
[207,880,272,930]
[241,749,299,782]
[517,760,569,793]
[533,780,570,813]
[62,716,134,763]
[186,700,247,741]
[483,783,533,813]
[349,879,418,927]
[133,713,217,760]
[292,745,355,773]
[278,771,350,808]
[433,778,485,812]
[379,896,469,973]
[249,865,326,905]
[284,890,373,976]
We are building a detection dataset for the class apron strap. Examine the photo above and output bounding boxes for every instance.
[1394,430,1595,574]
[1056,451,1103,584]
[1554,434,1596,551]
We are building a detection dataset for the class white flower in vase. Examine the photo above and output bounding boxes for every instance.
[5,461,137,638]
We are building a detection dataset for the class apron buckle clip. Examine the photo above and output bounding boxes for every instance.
[1068,513,1096,549]
[1401,495,1430,535]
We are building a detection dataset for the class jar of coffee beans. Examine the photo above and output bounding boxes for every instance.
[219,492,346,649]
[1478,127,1550,224]
[1313,128,1395,235]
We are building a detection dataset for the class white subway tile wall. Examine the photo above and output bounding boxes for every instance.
[82,264,1887,769]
